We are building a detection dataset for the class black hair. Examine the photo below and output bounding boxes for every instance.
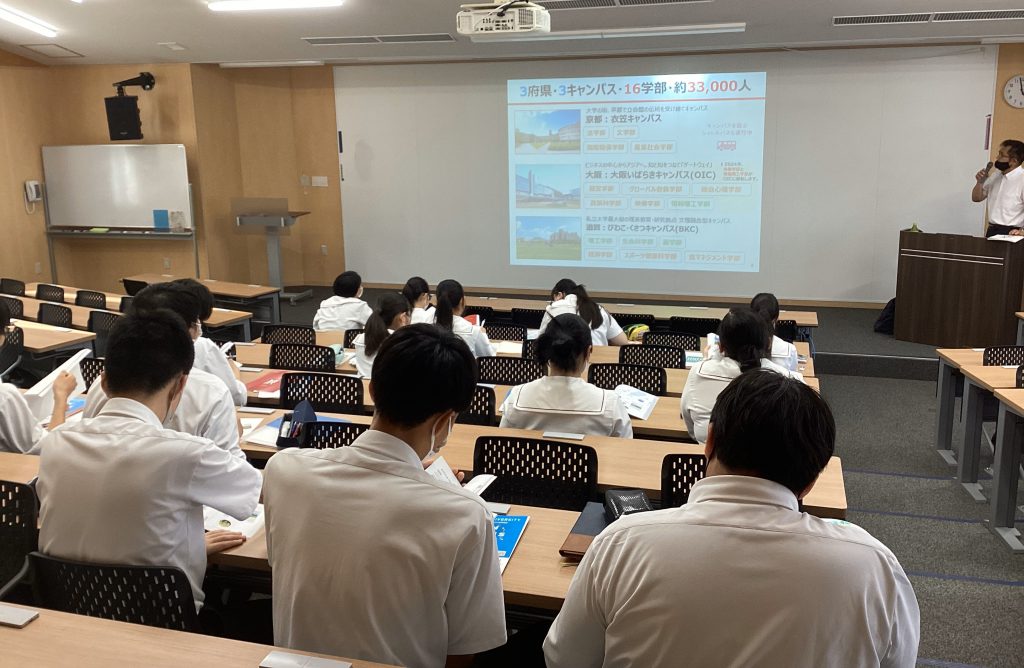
[0,298,9,329]
[551,278,602,330]
[402,277,432,310]
[537,313,591,373]
[371,323,477,427]
[172,278,214,322]
[333,271,362,298]
[709,369,835,495]
[129,283,202,326]
[750,292,780,324]
[364,293,411,357]
[718,307,771,373]
[434,279,464,332]
[104,310,195,396]
[1003,139,1024,165]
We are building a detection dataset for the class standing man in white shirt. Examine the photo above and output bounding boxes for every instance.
[313,270,374,332]
[36,311,263,611]
[264,324,507,668]
[547,370,920,668]
[973,139,1024,237]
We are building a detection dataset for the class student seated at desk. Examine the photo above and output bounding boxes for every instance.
[751,291,799,372]
[264,324,507,668]
[403,275,435,325]
[539,279,629,346]
[83,283,244,458]
[545,371,920,668]
[681,307,803,444]
[435,279,496,357]
[500,314,632,438]
[0,300,75,454]
[36,311,263,612]
[174,278,247,406]
[352,293,411,378]
[313,270,373,332]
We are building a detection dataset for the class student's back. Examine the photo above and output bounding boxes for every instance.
[314,270,373,331]
[539,279,627,346]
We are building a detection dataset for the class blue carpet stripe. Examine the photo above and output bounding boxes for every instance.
[906,570,1024,587]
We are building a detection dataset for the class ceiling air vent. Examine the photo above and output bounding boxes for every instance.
[304,36,380,45]
[376,34,456,43]
[617,0,712,6]
[540,0,616,8]
[833,14,932,26]
[933,10,1024,22]
[20,44,83,58]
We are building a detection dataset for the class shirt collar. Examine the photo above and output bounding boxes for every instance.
[687,475,800,512]
[97,397,166,429]
[351,429,426,469]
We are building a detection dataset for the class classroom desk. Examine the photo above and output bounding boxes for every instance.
[11,318,96,354]
[988,388,1024,553]
[955,364,1020,502]
[0,451,42,484]
[0,603,397,668]
[125,273,282,325]
[934,348,984,465]
[9,294,118,331]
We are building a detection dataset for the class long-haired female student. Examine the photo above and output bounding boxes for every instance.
[540,279,630,346]
[402,276,435,325]
[434,279,495,357]
[352,293,411,377]
[500,313,632,438]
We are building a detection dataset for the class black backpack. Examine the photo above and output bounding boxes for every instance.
[874,298,896,335]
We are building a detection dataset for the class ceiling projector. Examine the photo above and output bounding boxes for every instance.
[457,2,551,39]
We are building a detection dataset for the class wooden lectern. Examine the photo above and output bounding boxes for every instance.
[895,231,1024,347]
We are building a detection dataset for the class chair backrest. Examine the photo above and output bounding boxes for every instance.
[0,295,23,320]
[121,278,148,296]
[642,331,699,351]
[343,328,364,349]
[521,338,539,362]
[587,363,667,396]
[456,385,496,426]
[118,296,134,313]
[87,311,121,357]
[28,552,200,632]
[261,324,316,345]
[483,323,527,342]
[669,316,721,337]
[1017,365,1024,389]
[303,421,369,449]
[477,356,545,385]
[609,313,656,329]
[0,278,25,296]
[280,372,364,414]
[775,319,798,344]
[269,344,336,372]
[0,480,37,597]
[660,453,708,508]
[511,307,545,329]
[35,284,65,304]
[619,344,686,369]
[983,345,1024,366]
[37,303,72,328]
[463,305,494,323]
[473,436,598,511]
[0,327,24,381]
[80,357,105,389]
[75,290,108,310]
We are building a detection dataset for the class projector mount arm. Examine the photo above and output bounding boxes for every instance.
[112,72,156,98]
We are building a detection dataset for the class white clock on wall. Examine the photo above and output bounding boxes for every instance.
[1004,74,1024,108]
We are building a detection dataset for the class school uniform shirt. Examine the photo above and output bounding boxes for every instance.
[544,475,920,668]
[83,368,244,459]
[352,330,393,378]
[450,314,496,357]
[770,334,800,372]
[410,306,435,324]
[36,398,263,609]
[0,382,45,454]
[680,357,804,444]
[263,430,507,667]
[312,296,373,332]
[539,294,624,346]
[983,166,1024,228]
[500,376,633,438]
[193,335,247,406]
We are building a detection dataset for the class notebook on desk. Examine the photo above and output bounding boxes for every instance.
[558,502,608,560]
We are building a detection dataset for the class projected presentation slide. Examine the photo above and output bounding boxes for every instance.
[507,73,766,272]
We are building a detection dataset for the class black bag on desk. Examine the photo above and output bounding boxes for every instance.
[874,298,896,335]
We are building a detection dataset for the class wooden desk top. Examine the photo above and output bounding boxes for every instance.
[959,364,1020,392]
[0,602,397,667]
[0,451,41,484]
[126,274,280,299]
[27,282,124,312]
[10,295,118,331]
[993,388,1024,415]
[936,348,984,369]
[12,318,96,354]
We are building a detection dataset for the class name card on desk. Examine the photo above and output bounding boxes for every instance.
[260,651,352,668]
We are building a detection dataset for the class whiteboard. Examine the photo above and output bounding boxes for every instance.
[334,46,997,303]
[42,144,192,231]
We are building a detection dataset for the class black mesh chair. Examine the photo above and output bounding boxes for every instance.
[588,363,667,396]
[457,385,497,426]
[261,324,316,345]
[75,290,108,310]
[521,338,540,362]
[983,346,1024,366]
[1017,365,1024,389]
[87,311,121,357]
[1,296,23,320]
[35,284,65,304]
[0,327,24,382]
[669,317,721,337]
[610,313,656,329]
[118,296,134,313]
[269,344,335,372]
[121,278,148,296]
[511,308,545,329]
[477,356,545,385]
[343,329,364,349]
[37,303,73,328]
[463,305,494,323]
[28,552,200,632]
[474,436,598,511]
[280,372,364,414]
[80,357,105,389]
[619,344,686,369]
[660,453,707,508]
[775,319,798,344]
[0,278,25,296]
[303,421,369,449]
[642,331,699,351]
[483,323,528,342]
[0,481,38,601]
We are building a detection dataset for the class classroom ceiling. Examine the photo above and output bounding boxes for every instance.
[1,0,1023,66]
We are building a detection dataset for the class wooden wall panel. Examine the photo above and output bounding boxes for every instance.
[991,45,1024,157]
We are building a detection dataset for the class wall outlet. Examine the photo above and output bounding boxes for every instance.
[163,257,171,269]
[300,174,312,187]
[320,244,328,256]
[311,175,329,187]
[34,262,42,275]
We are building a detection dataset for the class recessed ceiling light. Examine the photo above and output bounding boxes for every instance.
[208,0,343,11]
[0,3,58,37]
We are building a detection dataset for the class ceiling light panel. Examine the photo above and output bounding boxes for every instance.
[208,0,343,11]
[0,3,58,37]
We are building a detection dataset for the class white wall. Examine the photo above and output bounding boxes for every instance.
[335,46,996,303]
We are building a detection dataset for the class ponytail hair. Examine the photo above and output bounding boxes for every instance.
[537,313,591,373]
[364,293,411,357]
[551,278,602,330]
[434,279,464,332]
[750,292,780,324]
[402,276,431,310]
[719,307,772,373]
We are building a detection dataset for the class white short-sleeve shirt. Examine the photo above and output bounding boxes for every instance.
[263,430,507,667]
[539,295,624,346]
[0,382,46,454]
[544,476,920,668]
[770,335,800,372]
[500,375,633,438]
[410,306,435,324]
[352,330,393,378]
[193,335,247,406]
[312,296,373,332]
[451,314,496,357]
[983,166,1024,228]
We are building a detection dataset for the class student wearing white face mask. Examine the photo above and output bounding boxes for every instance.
[434,279,496,358]
[352,293,411,378]
[264,324,507,668]
[173,278,248,406]
[402,276,436,325]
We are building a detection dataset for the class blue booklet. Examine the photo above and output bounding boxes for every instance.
[493,515,530,574]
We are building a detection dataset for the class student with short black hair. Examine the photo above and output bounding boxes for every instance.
[501,313,632,438]
[264,324,507,667]
[37,311,263,610]
[546,370,920,667]
[173,278,247,406]
[314,270,373,332]
[402,276,435,324]
[434,278,495,357]
[352,292,411,377]
[540,279,629,346]
[751,291,799,371]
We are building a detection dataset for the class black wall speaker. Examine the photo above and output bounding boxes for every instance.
[104,95,142,141]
